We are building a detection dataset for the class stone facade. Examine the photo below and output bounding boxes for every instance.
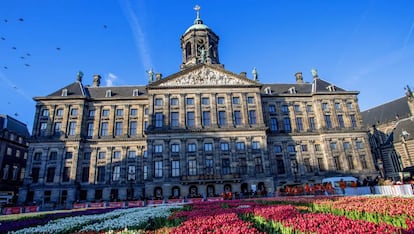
[0,115,30,205]
[18,11,377,208]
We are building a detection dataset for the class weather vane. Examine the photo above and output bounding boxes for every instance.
[194,5,200,19]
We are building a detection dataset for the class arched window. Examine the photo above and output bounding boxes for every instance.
[185,42,192,59]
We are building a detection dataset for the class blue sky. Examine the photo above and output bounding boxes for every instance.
[1,0,414,132]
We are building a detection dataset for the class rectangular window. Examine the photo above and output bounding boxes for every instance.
[252,141,260,150]
[97,166,105,182]
[218,111,226,126]
[333,156,341,170]
[343,142,350,150]
[128,150,136,158]
[322,103,328,111]
[112,166,120,181]
[205,159,214,175]
[356,141,363,149]
[249,110,257,124]
[82,167,89,182]
[154,144,163,153]
[171,112,179,127]
[217,97,225,104]
[338,115,345,128]
[70,108,78,116]
[304,158,313,173]
[335,102,341,110]
[144,107,149,115]
[143,165,148,180]
[294,104,300,112]
[34,152,42,161]
[102,109,110,117]
[187,111,195,127]
[221,143,229,151]
[188,143,196,152]
[88,109,95,117]
[268,104,276,113]
[236,142,245,151]
[143,150,147,158]
[155,98,163,106]
[101,122,108,136]
[186,98,194,105]
[129,121,137,136]
[308,117,315,130]
[270,118,278,131]
[62,167,70,182]
[299,144,307,152]
[170,98,179,106]
[277,159,285,174]
[255,157,263,173]
[222,159,230,175]
[39,122,47,135]
[330,142,337,150]
[204,143,213,152]
[350,114,357,128]
[130,108,138,116]
[296,117,303,131]
[232,97,240,104]
[315,144,321,151]
[65,152,73,159]
[306,105,313,112]
[324,115,332,129]
[115,122,123,136]
[172,161,180,177]
[287,145,295,153]
[46,167,55,182]
[54,122,62,135]
[144,121,148,131]
[44,191,51,202]
[202,111,211,127]
[155,113,163,127]
[239,158,247,174]
[68,121,76,136]
[234,111,242,125]
[317,158,325,171]
[360,155,368,169]
[347,155,355,170]
[171,144,180,153]
[281,105,289,114]
[83,152,91,160]
[128,166,136,180]
[116,109,123,116]
[154,161,163,178]
[113,151,121,159]
[98,152,106,159]
[188,160,197,176]
[347,102,354,110]
[274,145,282,153]
[31,168,40,183]
[87,122,94,137]
[49,151,57,160]
[56,109,64,116]
[283,117,291,132]
[201,97,210,105]
[247,96,255,104]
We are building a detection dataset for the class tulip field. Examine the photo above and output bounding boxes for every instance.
[2,196,414,233]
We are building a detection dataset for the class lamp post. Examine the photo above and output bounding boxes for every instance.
[291,159,299,182]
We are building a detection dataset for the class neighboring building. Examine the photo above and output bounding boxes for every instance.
[0,115,30,205]
[18,9,376,208]
[362,85,414,180]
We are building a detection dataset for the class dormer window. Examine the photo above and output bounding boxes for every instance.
[288,87,297,94]
[105,90,112,97]
[61,89,68,96]
[132,89,139,96]
[264,87,272,94]
[327,85,336,92]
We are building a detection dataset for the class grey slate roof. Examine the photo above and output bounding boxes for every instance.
[0,114,30,137]
[393,118,414,142]
[361,96,410,127]
[261,77,348,95]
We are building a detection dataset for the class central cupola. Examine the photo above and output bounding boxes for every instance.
[180,5,221,70]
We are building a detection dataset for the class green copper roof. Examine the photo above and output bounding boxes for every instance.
[184,23,209,34]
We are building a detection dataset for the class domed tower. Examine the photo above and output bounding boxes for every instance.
[180,5,222,70]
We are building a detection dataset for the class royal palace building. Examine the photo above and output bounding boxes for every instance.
[18,10,377,208]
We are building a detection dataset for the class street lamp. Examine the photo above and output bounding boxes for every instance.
[291,159,299,182]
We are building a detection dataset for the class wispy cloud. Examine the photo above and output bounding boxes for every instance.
[404,21,414,48]
[0,72,34,103]
[105,73,118,86]
[120,0,153,70]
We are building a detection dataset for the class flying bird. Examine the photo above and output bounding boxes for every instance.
[14,113,18,117]
[4,66,8,69]
[20,56,25,59]
[4,19,8,23]
[18,18,24,22]
[1,37,5,40]
[26,53,31,56]
[103,25,108,29]
[24,64,30,67]
[12,46,16,50]
[56,47,61,51]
